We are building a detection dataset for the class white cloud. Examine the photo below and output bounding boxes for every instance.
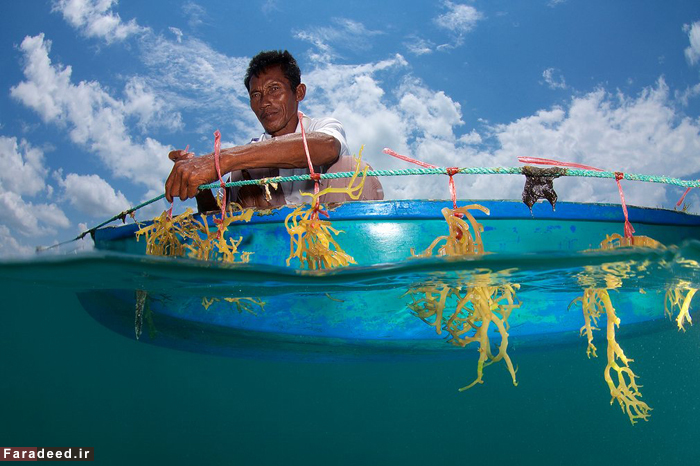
[168,27,183,43]
[684,21,700,66]
[0,191,69,237]
[302,54,472,199]
[398,83,464,139]
[140,34,249,104]
[432,2,483,51]
[405,36,435,56]
[262,0,280,15]
[53,0,255,146]
[542,67,567,90]
[548,0,567,7]
[138,34,255,143]
[60,173,130,217]
[0,136,48,196]
[294,18,384,63]
[74,222,95,252]
[459,130,483,145]
[0,136,69,252]
[295,30,335,63]
[303,55,410,158]
[676,83,700,106]
[182,1,207,29]
[10,34,174,192]
[434,2,483,34]
[123,77,183,132]
[479,79,700,208]
[0,225,35,257]
[52,0,146,43]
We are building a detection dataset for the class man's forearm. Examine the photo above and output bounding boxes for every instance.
[166,132,341,202]
[219,132,340,173]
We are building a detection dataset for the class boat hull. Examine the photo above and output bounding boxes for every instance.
[84,200,700,359]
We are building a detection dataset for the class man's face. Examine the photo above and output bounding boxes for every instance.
[248,65,306,137]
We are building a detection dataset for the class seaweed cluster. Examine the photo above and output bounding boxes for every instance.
[136,203,260,315]
[408,276,521,390]
[135,209,194,257]
[202,296,265,315]
[407,205,521,390]
[570,233,670,424]
[570,288,652,424]
[412,204,489,257]
[135,204,254,263]
[285,152,368,269]
[598,233,663,250]
[665,284,697,331]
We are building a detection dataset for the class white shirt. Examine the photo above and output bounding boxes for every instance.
[248,115,350,204]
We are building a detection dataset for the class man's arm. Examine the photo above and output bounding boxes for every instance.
[165,132,340,203]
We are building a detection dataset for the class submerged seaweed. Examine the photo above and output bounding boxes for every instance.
[569,233,667,424]
[407,204,520,390]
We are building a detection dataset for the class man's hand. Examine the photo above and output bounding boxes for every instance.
[168,149,194,163]
[165,150,218,202]
[163,132,340,203]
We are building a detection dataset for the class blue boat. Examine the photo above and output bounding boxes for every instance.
[84,200,700,360]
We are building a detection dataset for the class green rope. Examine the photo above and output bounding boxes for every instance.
[198,167,700,189]
[37,165,700,252]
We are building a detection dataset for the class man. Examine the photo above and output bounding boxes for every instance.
[165,50,383,211]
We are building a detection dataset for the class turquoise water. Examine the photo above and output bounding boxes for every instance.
[2,247,700,465]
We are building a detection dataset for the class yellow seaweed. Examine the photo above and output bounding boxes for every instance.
[202,296,217,310]
[413,205,490,257]
[448,283,521,390]
[137,204,254,263]
[136,208,195,257]
[406,276,521,390]
[570,289,601,358]
[664,284,697,331]
[182,205,254,263]
[571,289,651,424]
[406,284,453,335]
[224,297,266,315]
[201,296,266,314]
[406,203,519,390]
[599,233,664,250]
[285,151,368,269]
[570,233,663,424]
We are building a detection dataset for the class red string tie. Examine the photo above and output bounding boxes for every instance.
[445,167,460,210]
[517,156,603,172]
[613,172,635,238]
[298,111,323,220]
[212,130,227,236]
[383,148,438,169]
[675,182,698,208]
[383,148,462,209]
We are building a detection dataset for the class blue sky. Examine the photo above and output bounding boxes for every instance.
[1,0,700,256]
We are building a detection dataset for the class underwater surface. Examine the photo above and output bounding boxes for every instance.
[2,245,700,465]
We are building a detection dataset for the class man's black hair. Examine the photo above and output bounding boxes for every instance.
[244,50,301,92]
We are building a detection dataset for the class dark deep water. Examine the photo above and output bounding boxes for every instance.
[2,253,700,465]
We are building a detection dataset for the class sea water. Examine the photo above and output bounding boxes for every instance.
[2,246,700,465]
